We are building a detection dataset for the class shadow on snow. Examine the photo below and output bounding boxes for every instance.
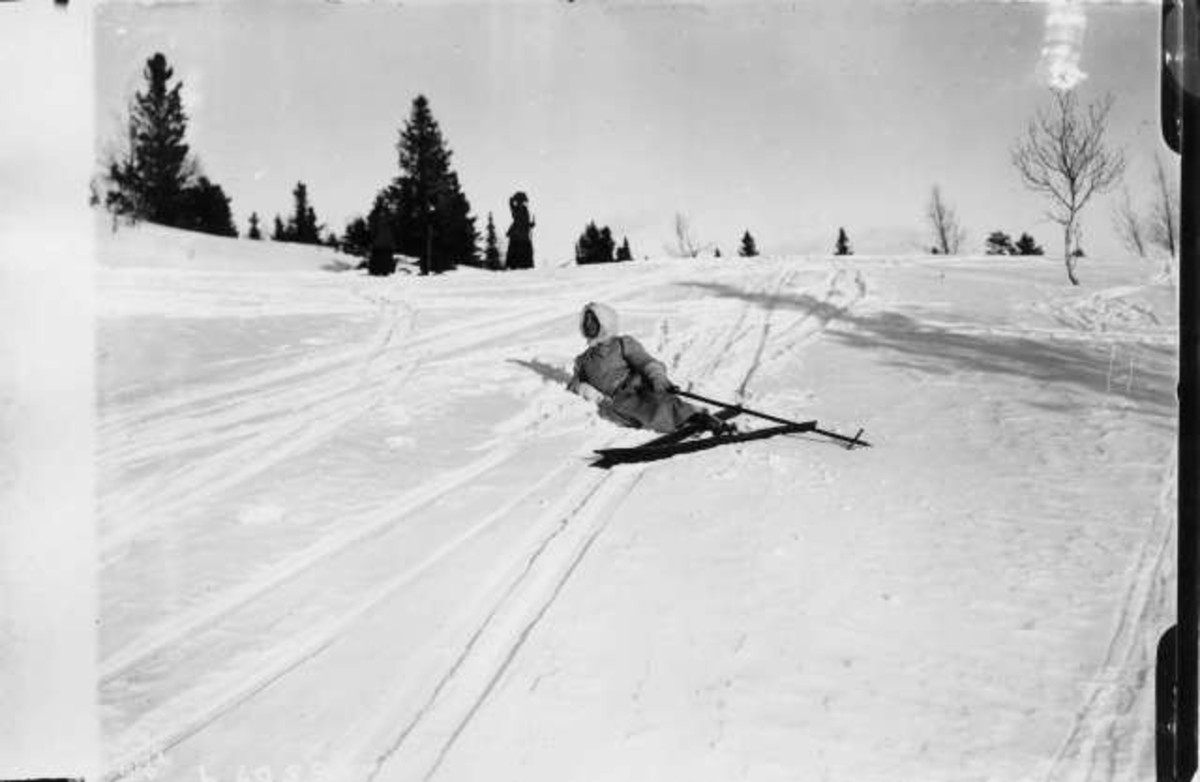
[683,282,1177,421]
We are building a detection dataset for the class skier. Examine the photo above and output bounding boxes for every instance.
[568,302,732,434]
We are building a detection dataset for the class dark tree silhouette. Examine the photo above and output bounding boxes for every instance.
[739,231,759,257]
[272,215,286,241]
[175,176,237,237]
[378,96,478,274]
[342,216,371,258]
[616,237,633,262]
[104,52,194,224]
[102,52,241,238]
[505,191,535,270]
[247,212,263,240]
[986,231,1016,255]
[1014,233,1045,256]
[484,212,503,270]
[368,218,397,277]
[575,222,616,265]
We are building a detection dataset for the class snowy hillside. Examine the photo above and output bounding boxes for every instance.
[97,226,1178,782]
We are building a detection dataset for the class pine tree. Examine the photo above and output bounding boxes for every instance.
[279,182,323,244]
[599,226,615,264]
[105,52,194,224]
[381,95,478,274]
[175,176,237,237]
[739,231,759,258]
[615,237,633,262]
[272,215,287,241]
[247,212,263,240]
[986,230,1016,255]
[484,212,502,270]
[1014,232,1044,256]
[575,222,615,265]
[342,216,371,258]
[835,228,852,256]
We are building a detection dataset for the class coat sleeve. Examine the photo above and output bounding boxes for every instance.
[620,337,671,390]
[568,355,604,402]
[567,355,585,393]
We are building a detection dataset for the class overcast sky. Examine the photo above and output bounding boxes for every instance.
[94,0,1169,263]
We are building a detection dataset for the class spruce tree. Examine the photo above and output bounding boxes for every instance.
[576,222,616,265]
[247,212,263,240]
[102,52,244,235]
[986,231,1016,255]
[1014,233,1044,256]
[342,216,371,257]
[484,212,502,270]
[272,215,287,241]
[599,226,615,264]
[382,95,478,274]
[739,231,759,258]
[615,237,633,262]
[835,228,852,256]
[105,52,194,224]
[175,176,237,237]
[281,182,323,245]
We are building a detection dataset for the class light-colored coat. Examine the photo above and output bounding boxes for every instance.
[568,302,700,432]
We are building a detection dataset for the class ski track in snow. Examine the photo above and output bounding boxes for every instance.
[352,265,846,782]
[1040,447,1177,782]
[98,272,676,559]
[100,263,843,780]
[96,253,1174,782]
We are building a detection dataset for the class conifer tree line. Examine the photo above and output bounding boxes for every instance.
[575,222,633,265]
[98,53,487,274]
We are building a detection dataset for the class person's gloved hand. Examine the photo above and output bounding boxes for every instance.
[650,374,674,394]
[576,382,605,403]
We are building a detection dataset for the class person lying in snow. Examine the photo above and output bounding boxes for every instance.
[567,302,733,434]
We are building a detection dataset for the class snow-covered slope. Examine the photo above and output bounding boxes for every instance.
[96,225,1177,782]
[98,217,361,273]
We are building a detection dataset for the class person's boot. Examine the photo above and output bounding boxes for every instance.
[688,411,736,436]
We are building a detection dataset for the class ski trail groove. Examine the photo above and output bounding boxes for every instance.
[362,467,645,782]
[1040,445,1177,782]
[424,471,644,781]
[101,448,580,781]
[100,272,682,778]
[98,442,518,683]
[99,275,658,558]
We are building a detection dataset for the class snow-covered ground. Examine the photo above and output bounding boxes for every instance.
[97,223,1178,782]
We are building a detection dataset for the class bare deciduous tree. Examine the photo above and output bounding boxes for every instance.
[1011,90,1126,285]
[926,185,966,255]
[1112,187,1147,259]
[1148,154,1180,260]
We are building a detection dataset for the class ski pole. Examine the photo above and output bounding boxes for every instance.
[672,387,871,448]
[671,388,806,428]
